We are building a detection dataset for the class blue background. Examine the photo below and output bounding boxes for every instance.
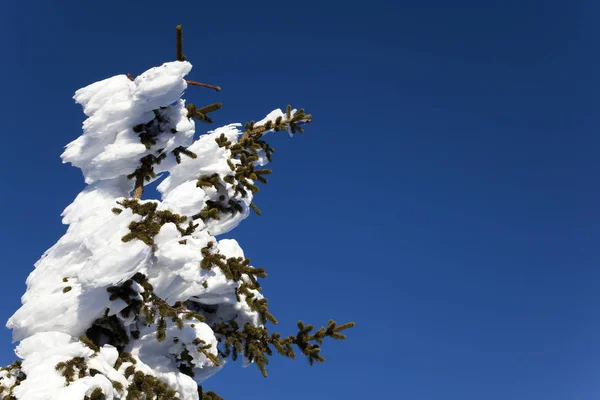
[0,1,599,399]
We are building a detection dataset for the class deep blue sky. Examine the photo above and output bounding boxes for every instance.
[0,1,598,399]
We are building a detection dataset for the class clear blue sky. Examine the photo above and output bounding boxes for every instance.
[0,1,598,399]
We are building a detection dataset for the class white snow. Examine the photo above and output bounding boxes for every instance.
[1,59,296,399]
[62,62,194,184]
[13,332,122,400]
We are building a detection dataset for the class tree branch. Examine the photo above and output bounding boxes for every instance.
[133,176,144,199]
[176,25,186,61]
[186,80,222,92]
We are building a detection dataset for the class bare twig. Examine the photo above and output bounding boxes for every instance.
[176,25,186,61]
[186,80,222,92]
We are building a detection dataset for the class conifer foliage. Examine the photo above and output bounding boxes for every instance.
[0,26,353,399]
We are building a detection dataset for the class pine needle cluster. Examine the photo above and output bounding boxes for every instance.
[84,387,106,400]
[198,386,224,400]
[132,108,177,150]
[55,357,88,384]
[186,103,222,124]
[125,370,180,400]
[200,104,311,222]
[211,319,354,378]
[0,361,25,400]
[104,272,205,345]
[113,199,197,251]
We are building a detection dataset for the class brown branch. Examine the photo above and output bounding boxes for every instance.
[186,80,222,92]
[133,176,144,199]
[176,25,186,61]
[125,76,221,91]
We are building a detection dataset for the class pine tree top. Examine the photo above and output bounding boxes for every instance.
[1,25,351,400]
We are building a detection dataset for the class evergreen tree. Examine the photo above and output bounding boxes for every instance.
[0,26,353,400]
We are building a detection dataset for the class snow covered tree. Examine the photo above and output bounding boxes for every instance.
[0,26,353,400]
